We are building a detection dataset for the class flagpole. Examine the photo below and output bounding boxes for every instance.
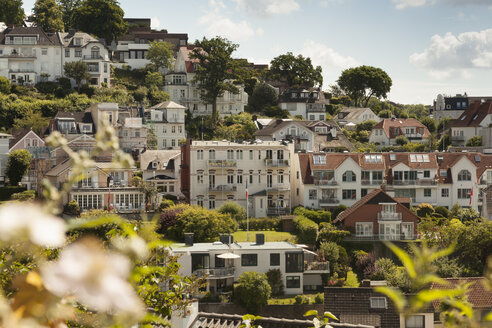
[246,180,249,242]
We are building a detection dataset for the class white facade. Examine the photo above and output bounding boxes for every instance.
[336,107,381,126]
[187,140,295,218]
[147,101,186,149]
[0,133,12,184]
[171,239,328,296]
[279,89,327,121]
[140,149,183,200]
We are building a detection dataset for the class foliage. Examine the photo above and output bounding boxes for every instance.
[319,241,339,273]
[158,199,174,211]
[395,135,409,146]
[146,41,174,71]
[0,76,11,94]
[33,0,65,31]
[355,120,378,133]
[0,0,24,26]
[217,201,246,221]
[11,189,36,201]
[64,199,81,215]
[268,52,323,87]
[465,135,482,147]
[262,105,289,118]
[434,256,465,278]
[146,126,158,150]
[248,82,278,112]
[157,203,188,234]
[235,271,271,313]
[133,86,148,104]
[420,116,437,133]
[166,205,237,242]
[190,36,245,120]
[438,134,451,151]
[144,71,163,88]
[58,0,82,30]
[148,86,169,106]
[266,268,284,296]
[331,204,347,220]
[353,251,376,281]
[416,203,434,218]
[314,293,324,304]
[237,217,282,231]
[317,223,350,244]
[293,215,318,245]
[13,109,50,134]
[64,61,89,88]
[215,112,258,141]
[294,294,310,304]
[434,206,450,219]
[136,179,157,211]
[73,0,128,44]
[337,65,392,107]
[6,149,31,186]
[293,207,331,224]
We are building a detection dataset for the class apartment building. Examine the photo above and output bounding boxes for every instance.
[278,88,328,121]
[146,101,186,149]
[0,26,110,86]
[139,149,182,200]
[181,139,295,218]
[164,46,248,117]
[171,233,329,295]
[294,152,492,213]
[450,100,492,146]
[369,118,430,146]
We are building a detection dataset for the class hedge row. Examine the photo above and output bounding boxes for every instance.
[293,216,318,245]
[237,217,282,231]
[0,186,26,201]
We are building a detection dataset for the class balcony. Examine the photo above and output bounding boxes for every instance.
[392,180,417,186]
[314,179,338,186]
[305,261,330,273]
[361,179,384,186]
[307,106,325,113]
[377,212,402,221]
[209,185,237,192]
[479,179,492,185]
[9,68,35,73]
[349,233,413,241]
[319,197,339,205]
[83,55,104,60]
[406,133,423,140]
[416,178,437,185]
[193,267,235,279]
[267,207,290,216]
[451,135,465,141]
[266,184,290,192]
[208,159,237,168]
[265,159,289,167]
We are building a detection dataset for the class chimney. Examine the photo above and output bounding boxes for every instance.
[184,233,194,246]
[361,279,371,287]
[68,28,76,36]
[219,234,233,245]
[256,233,265,245]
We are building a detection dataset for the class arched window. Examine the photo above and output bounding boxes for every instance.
[343,170,356,182]
[91,46,100,59]
[458,170,471,181]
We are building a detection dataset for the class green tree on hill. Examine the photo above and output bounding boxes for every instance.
[33,0,64,32]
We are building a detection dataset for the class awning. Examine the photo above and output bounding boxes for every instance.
[217,253,240,259]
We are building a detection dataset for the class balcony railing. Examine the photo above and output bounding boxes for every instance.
[392,180,417,186]
[406,133,423,139]
[314,179,337,186]
[208,160,237,167]
[265,159,289,167]
[361,180,384,186]
[319,197,339,204]
[305,261,330,272]
[377,212,402,221]
[267,207,290,216]
[193,267,235,278]
[9,68,35,73]
[266,184,290,192]
[83,55,104,60]
[416,178,437,185]
[451,135,465,141]
[209,185,237,192]
[350,233,414,241]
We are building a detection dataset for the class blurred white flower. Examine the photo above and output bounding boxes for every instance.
[41,239,144,318]
[113,235,149,260]
[0,203,66,247]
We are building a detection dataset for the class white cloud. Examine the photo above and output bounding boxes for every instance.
[393,0,491,9]
[393,0,433,10]
[198,0,263,42]
[151,17,160,30]
[410,29,492,78]
[234,0,300,16]
[300,40,359,85]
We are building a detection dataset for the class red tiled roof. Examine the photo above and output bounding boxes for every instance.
[451,100,492,128]
[430,277,492,310]
[373,118,430,139]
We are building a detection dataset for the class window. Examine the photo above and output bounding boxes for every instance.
[361,189,368,197]
[277,150,284,160]
[91,46,100,59]
[266,150,273,159]
[342,189,356,200]
[364,154,383,163]
[236,150,243,160]
[41,48,47,55]
[65,49,70,57]
[237,170,243,184]
[227,171,234,184]
[423,170,430,178]
[241,254,257,266]
[285,253,303,273]
[277,170,284,184]
[458,170,471,181]
[180,89,185,98]
[270,253,280,266]
[308,189,317,200]
[227,149,234,160]
[356,222,373,236]
[104,63,107,73]
[424,189,431,197]
[249,150,253,160]
[313,155,326,165]
[208,196,215,209]
[370,297,387,309]
[197,196,204,207]
[342,171,356,182]
[191,254,210,271]
[458,188,472,199]
[197,150,203,160]
[286,276,300,288]
[258,170,261,184]
[209,150,215,160]
[75,50,82,57]
[405,315,425,328]
[214,254,225,268]
[440,170,447,177]
[441,188,449,197]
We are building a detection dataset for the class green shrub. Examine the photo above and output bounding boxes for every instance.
[159,199,174,211]
[331,205,347,220]
[314,293,324,304]
[266,268,284,296]
[0,76,11,94]
[293,216,318,245]
[318,223,350,243]
[11,190,36,201]
[293,207,331,224]
[416,203,434,218]
[235,272,271,313]
[0,186,26,201]
[218,201,246,221]
[237,217,282,231]
[64,199,81,216]
[434,206,450,218]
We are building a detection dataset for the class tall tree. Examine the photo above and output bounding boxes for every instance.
[57,0,82,30]
[6,149,31,186]
[0,0,25,26]
[33,0,64,32]
[63,61,89,88]
[190,36,245,120]
[337,65,392,108]
[268,52,323,88]
[73,0,127,44]
[146,40,174,72]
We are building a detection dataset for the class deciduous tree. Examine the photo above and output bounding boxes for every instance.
[0,0,24,26]
[6,149,31,186]
[146,40,174,72]
[63,61,89,88]
[249,82,278,112]
[337,65,392,107]
[268,52,322,88]
[235,271,271,313]
[57,0,81,30]
[33,0,64,32]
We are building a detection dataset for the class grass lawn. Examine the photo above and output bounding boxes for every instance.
[233,230,296,243]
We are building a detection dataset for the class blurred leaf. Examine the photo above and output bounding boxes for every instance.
[323,311,338,321]
[375,286,406,312]
[304,309,318,317]
[386,242,416,279]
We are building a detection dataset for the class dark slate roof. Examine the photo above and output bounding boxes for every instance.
[0,26,61,46]
[451,100,492,128]
[9,129,30,148]
[55,111,94,124]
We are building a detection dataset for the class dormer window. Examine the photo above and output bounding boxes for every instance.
[74,38,82,46]
[152,162,158,168]
[370,297,387,309]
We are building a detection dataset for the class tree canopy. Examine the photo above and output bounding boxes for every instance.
[248,82,278,112]
[33,0,64,31]
[73,0,127,44]
[268,52,322,88]
[146,41,174,72]
[190,36,245,120]
[0,0,25,26]
[337,65,392,107]
[63,61,89,88]
[235,271,271,313]
[6,149,31,186]
[57,0,82,30]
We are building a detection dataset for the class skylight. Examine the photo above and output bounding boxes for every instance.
[410,154,428,163]
[390,154,396,161]
[365,154,382,163]
[423,154,430,163]
[313,155,326,165]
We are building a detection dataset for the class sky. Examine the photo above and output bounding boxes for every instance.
[22,0,492,105]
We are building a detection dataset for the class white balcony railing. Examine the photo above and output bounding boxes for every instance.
[377,212,402,221]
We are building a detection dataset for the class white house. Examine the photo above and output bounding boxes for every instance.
[146,101,186,149]
[369,118,431,146]
[278,88,327,121]
[449,100,492,146]
[139,149,182,200]
[336,107,381,128]
[171,234,329,296]
[0,133,12,185]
